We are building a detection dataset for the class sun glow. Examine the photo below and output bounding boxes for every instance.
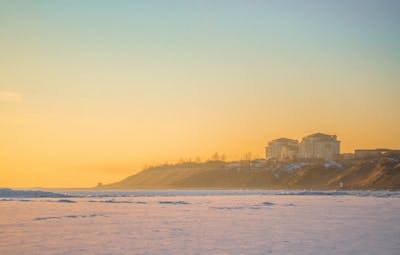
[1,1,399,187]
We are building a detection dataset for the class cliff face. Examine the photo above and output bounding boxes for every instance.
[100,155,400,190]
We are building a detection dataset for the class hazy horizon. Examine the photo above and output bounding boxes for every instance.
[1,0,400,188]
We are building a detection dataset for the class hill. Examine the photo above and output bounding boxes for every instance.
[99,154,400,190]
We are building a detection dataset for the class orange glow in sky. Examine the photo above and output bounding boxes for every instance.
[1,1,399,187]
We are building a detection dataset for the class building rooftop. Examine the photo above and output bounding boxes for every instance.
[303,133,339,141]
[270,137,298,143]
[306,133,335,138]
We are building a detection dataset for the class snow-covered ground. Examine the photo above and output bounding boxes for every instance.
[1,189,399,255]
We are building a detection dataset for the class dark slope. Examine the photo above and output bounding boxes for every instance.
[100,155,400,190]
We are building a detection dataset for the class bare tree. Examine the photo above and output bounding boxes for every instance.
[220,154,227,161]
[211,152,220,161]
[244,152,252,161]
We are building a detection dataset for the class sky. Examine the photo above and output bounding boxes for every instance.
[1,0,400,188]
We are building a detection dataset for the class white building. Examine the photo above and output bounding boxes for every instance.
[299,133,340,160]
[265,138,299,161]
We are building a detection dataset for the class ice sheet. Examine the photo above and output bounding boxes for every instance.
[1,190,399,255]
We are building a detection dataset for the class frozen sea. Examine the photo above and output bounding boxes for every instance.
[1,189,400,255]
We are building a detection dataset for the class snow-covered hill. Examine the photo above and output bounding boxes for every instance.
[100,154,400,190]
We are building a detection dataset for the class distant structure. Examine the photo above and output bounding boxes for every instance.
[354,149,400,159]
[266,133,340,161]
[265,133,399,162]
[299,133,340,160]
[265,138,299,161]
